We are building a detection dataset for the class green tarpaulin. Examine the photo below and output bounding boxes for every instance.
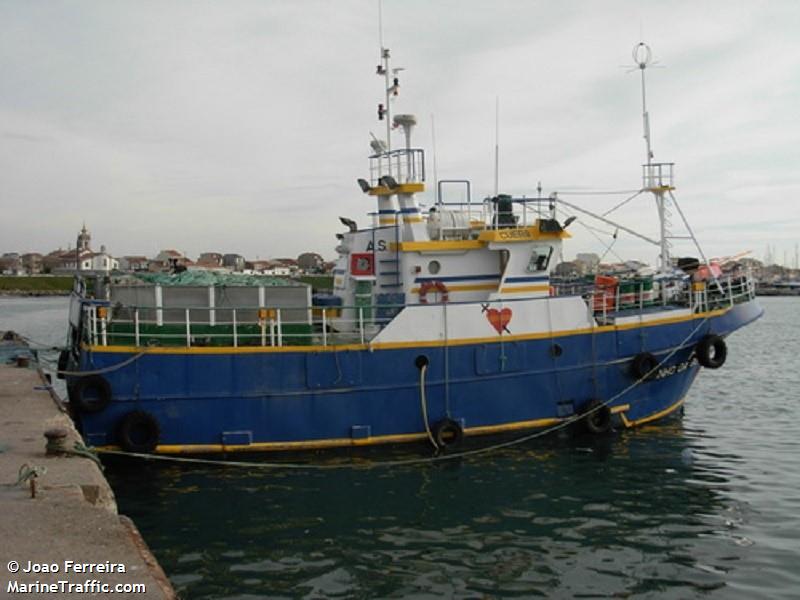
[112,272,302,287]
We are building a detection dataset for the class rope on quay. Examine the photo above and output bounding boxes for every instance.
[44,431,105,469]
[68,442,105,468]
[91,317,710,471]
[12,464,47,487]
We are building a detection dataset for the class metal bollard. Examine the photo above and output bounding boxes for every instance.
[44,427,69,455]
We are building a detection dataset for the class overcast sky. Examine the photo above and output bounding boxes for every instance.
[1,1,798,266]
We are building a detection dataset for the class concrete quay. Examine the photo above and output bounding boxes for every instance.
[0,342,175,598]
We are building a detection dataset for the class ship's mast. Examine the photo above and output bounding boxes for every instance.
[381,47,393,161]
[635,43,654,166]
[377,0,391,160]
[634,42,671,275]
[365,34,426,240]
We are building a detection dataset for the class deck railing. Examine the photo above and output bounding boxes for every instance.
[369,148,425,186]
[83,274,757,349]
[573,273,757,321]
[642,162,675,190]
[83,302,406,349]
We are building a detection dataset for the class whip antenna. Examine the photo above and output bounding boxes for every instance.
[632,42,659,165]
[494,97,500,196]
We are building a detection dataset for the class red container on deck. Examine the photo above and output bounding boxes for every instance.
[593,275,618,311]
[693,262,722,281]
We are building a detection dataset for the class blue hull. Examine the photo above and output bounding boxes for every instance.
[71,300,762,453]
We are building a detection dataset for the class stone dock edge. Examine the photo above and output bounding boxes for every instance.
[0,333,177,599]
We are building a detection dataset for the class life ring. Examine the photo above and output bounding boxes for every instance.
[696,334,727,369]
[583,399,612,434]
[117,411,160,453]
[70,375,112,413]
[419,280,449,304]
[431,418,463,447]
[630,352,658,380]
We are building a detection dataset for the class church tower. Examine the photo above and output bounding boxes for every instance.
[77,223,91,252]
[76,223,91,272]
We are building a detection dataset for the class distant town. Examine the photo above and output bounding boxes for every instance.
[1,225,798,296]
[555,253,800,294]
[0,224,334,278]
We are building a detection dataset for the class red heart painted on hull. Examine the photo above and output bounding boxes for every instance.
[486,308,512,334]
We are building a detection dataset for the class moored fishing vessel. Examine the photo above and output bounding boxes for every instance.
[61,43,763,455]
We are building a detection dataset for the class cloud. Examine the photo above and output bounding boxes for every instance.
[0,0,797,266]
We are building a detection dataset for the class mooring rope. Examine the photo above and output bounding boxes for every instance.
[54,352,146,377]
[16,334,66,352]
[68,442,105,468]
[8,333,144,377]
[92,316,711,471]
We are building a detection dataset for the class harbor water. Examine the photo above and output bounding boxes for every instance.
[1,296,798,599]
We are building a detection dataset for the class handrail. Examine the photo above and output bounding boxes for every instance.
[82,274,757,349]
[576,273,755,321]
[84,300,406,349]
[369,148,426,186]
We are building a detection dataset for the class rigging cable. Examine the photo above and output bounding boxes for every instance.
[557,189,640,196]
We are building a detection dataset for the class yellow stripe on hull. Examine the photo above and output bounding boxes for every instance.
[392,240,484,252]
[619,395,686,427]
[97,417,565,455]
[410,283,499,294]
[93,400,685,455]
[498,285,550,294]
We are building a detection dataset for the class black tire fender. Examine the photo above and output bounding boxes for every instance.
[696,334,727,369]
[631,352,659,380]
[583,399,612,434]
[117,411,160,453]
[431,418,463,448]
[56,349,69,380]
[70,375,112,413]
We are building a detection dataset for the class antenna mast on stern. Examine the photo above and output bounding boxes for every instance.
[634,43,673,275]
[632,42,715,281]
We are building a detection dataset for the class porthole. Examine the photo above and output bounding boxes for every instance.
[428,260,441,275]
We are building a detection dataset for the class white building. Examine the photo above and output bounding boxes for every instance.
[58,248,119,274]
[575,252,601,273]
[53,225,119,275]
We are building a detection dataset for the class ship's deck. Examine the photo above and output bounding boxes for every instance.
[72,273,756,350]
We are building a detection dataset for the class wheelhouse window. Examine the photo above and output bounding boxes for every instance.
[526,246,554,273]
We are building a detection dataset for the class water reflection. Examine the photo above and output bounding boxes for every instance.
[108,424,748,599]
